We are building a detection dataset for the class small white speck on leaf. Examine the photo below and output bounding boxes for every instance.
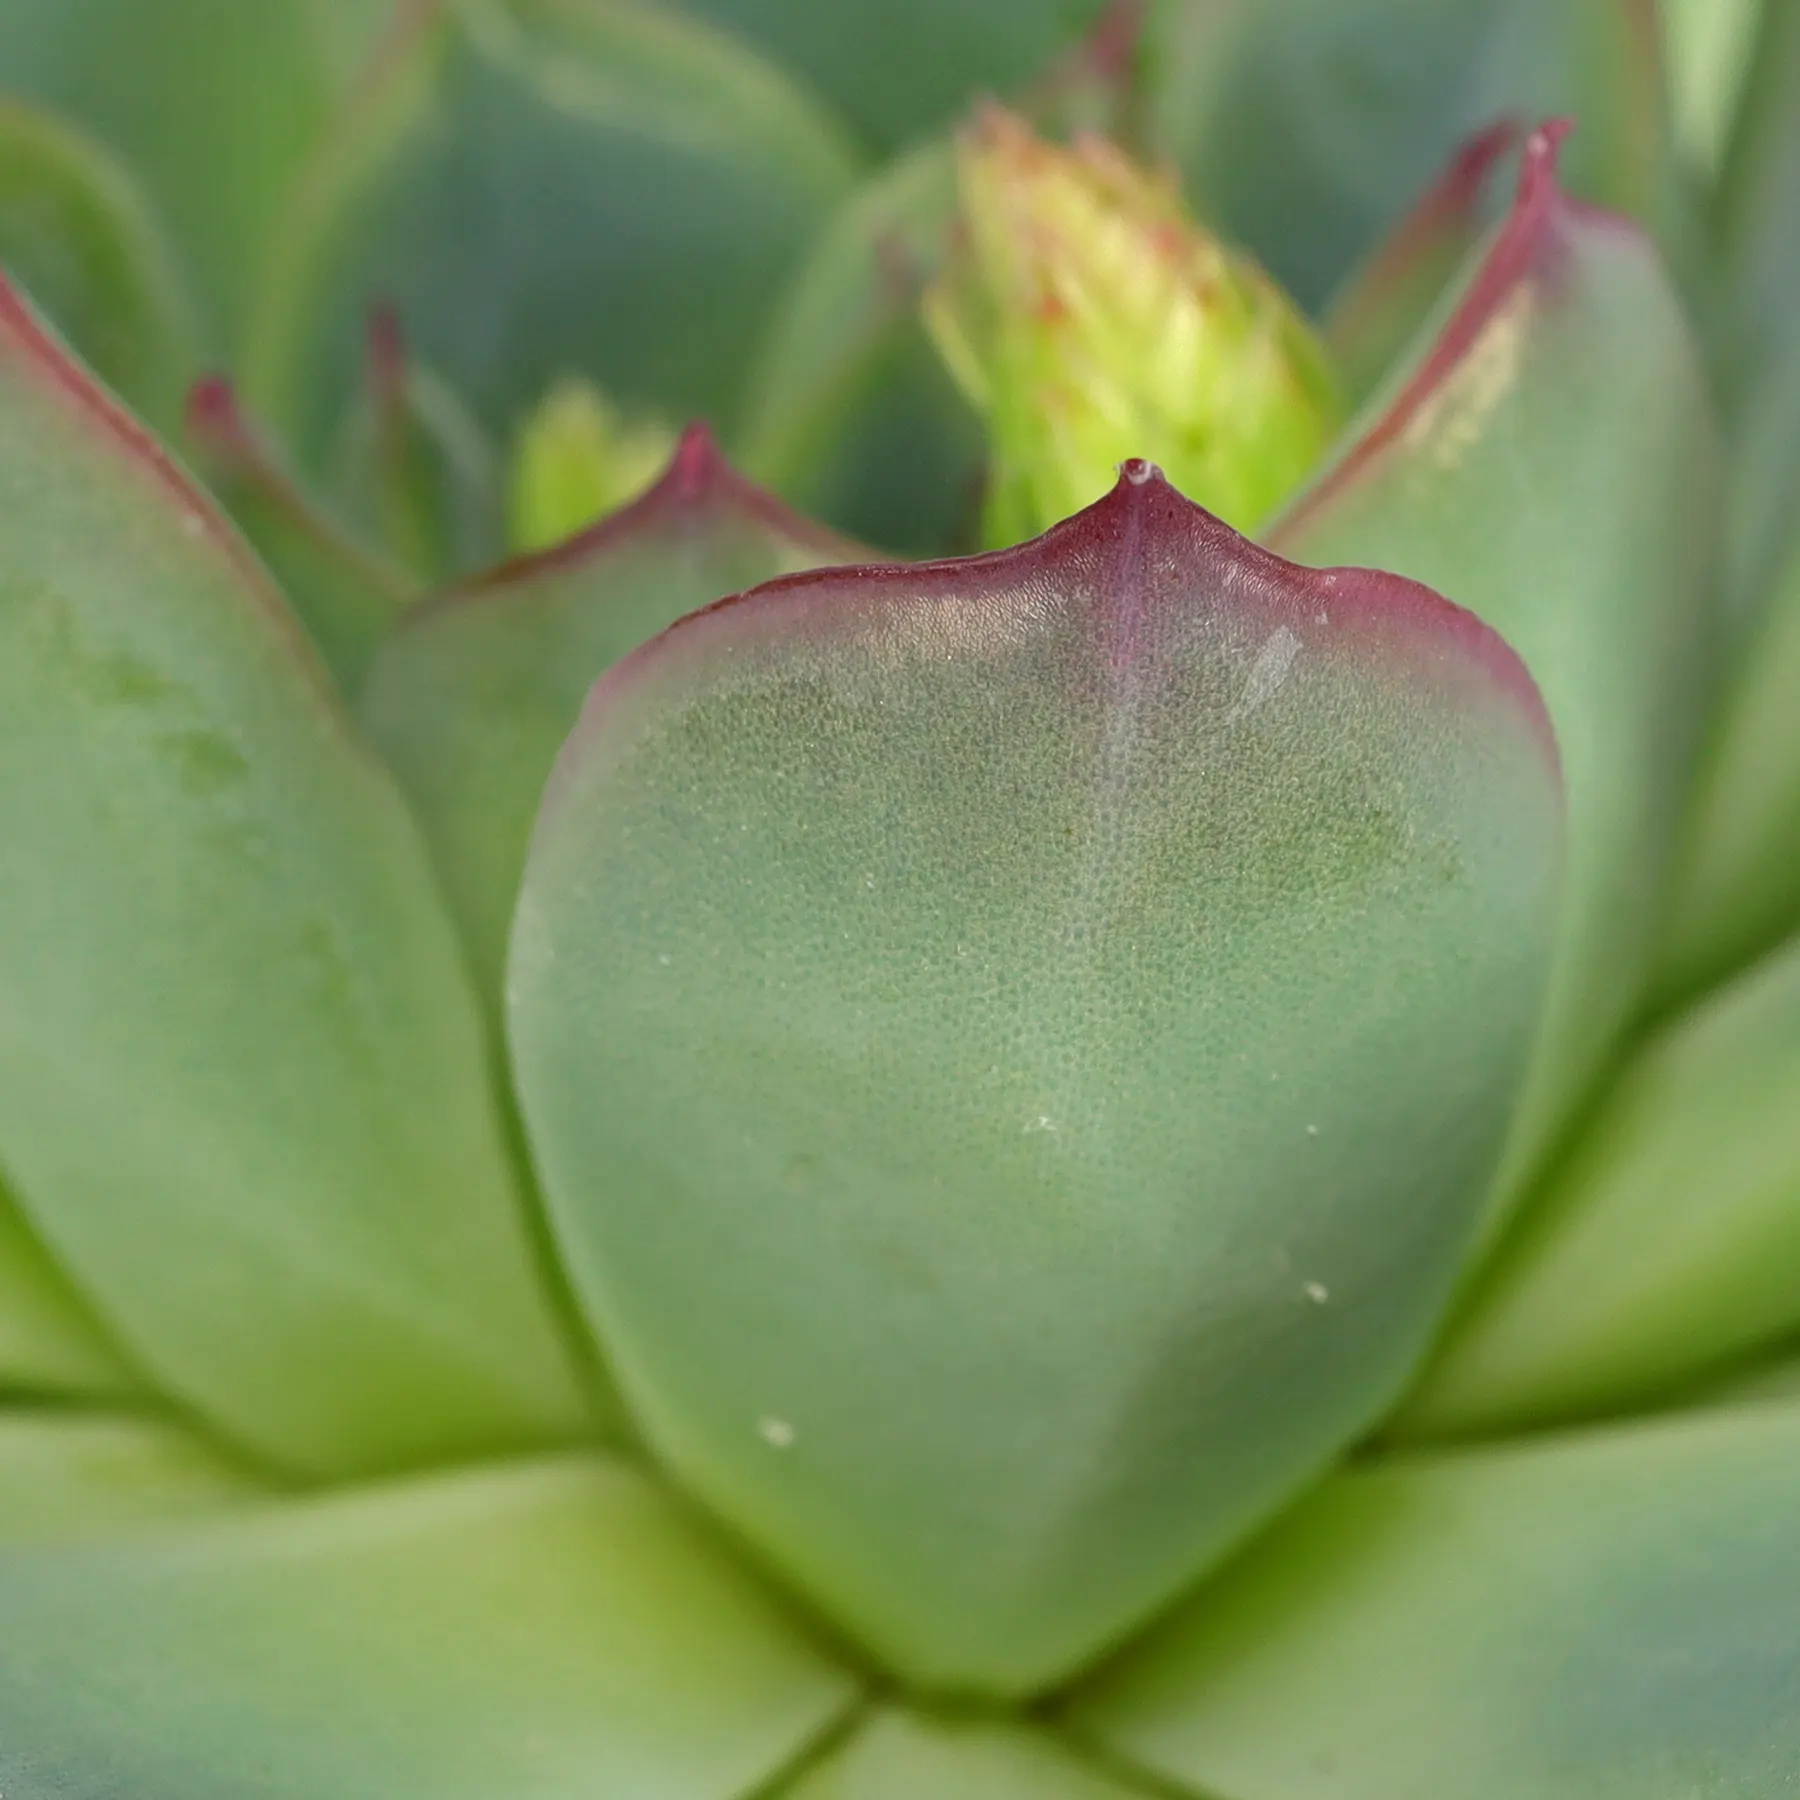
[1305,1123,1319,1136]
[1303,1281,1330,1304]
[758,1416,796,1449]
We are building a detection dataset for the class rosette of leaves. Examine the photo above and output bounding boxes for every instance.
[1,1,1799,1796]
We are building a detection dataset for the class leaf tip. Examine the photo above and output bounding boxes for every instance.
[184,373,252,459]
[1277,116,1620,546]
[667,419,727,501]
[364,300,410,417]
[1516,116,1577,214]
[443,422,858,610]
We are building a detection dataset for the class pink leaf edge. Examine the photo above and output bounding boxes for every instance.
[566,459,1560,785]
[413,422,865,625]
[0,274,324,667]
[1277,118,1641,544]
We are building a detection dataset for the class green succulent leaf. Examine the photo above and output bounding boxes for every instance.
[362,423,859,1013]
[1274,124,1720,1213]
[1713,0,1800,408]
[1660,377,1800,995]
[185,374,416,693]
[0,1454,861,1799]
[1069,1398,1800,1800]
[1151,0,1672,313]
[510,465,1562,1695]
[739,138,983,556]
[1322,119,1519,407]
[321,305,505,582]
[0,1413,263,1543]
[0,98,199,438]
[246,0,862,469]
[1717,318,1800,653]
[1705,2,1800,643]
[1401,928,1800,1436]
[666,0,1109,155]
[0,1193,134,1399]
[1663,0,1763,174]
[0,0,394,340]
[0,277,590,1477]
[780,1709,1153,1800]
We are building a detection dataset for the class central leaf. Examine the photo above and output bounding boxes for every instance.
[509,467,1562,1695]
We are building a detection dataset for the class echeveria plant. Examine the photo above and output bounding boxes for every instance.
[1,0,1798,1795]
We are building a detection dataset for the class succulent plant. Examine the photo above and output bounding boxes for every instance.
[3,0,1800,1795]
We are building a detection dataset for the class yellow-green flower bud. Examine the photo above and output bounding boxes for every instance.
[506,377,677,553]
[924,107,1344,547]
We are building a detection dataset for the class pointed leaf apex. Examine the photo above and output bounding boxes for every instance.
[667,419,726,500]
[592,458,1557,787]
[1277,115,1639,545]
[1019,0,1146,132]
[184,373,253,457]
[1519,116,1577,205]
[183,373,312,513]
[366,299,409,407]
[450,424,859,605]
[1080,0,1147,85]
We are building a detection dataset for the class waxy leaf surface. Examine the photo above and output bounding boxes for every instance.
[0,280,587,1476]
[186,375,415,694]
[668,0,1107,154]
[781,1710,1153,1800]
[247,0,860,465]
[1072,1400,1800,1800]
[363,425,858,1010]
[0,1413,263,1543]
[740,139,982,557]
[0,0,393,337]
[0,99,198,436]
[1405,929,1800,1434]
[511,466,1561,1695]
[322,308,504,583]
[0,1455,860,1800]
[1276,127,1718,1209]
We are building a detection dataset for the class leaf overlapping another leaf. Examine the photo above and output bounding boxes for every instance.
[0,276,590,1477]
[510,463,1562,1694]
[1277,123,1720,1224]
